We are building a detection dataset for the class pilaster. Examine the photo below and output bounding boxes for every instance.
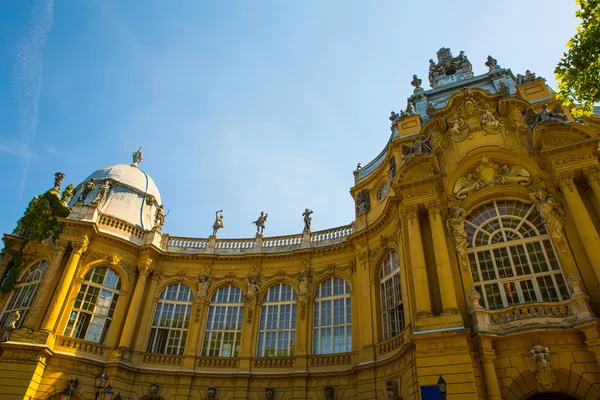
[403,205,432,318]
[584,166,600,211]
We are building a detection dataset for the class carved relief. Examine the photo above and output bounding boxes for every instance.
[508,107,533,153]
[386,380,399,400]
[446,207,468,272]
[245,263,262,323]
[355,189,370,216]
[195,265,213,322]
[531,344,554,391]
[468,288,483,311]
[453,155,531,200]
[297,260,311,320]
[529,188,565,243]
[444,91,506,143]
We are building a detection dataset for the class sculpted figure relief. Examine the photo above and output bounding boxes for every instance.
[481,105,501,127]
[78,179,96,203]
[355,189,370,216]
[297,262,311,320]
[388,155,397,180]
[531,345,554,390]
[401,134,433,166]
[446,206,468,271]
[245,273,261,322]
[92,180,112,206]
[302,208,313,231]
[386,380,399,400]
[212,210,224,237]
[529,188,565,241]
[324,386,334,400]
[525,102,572,129]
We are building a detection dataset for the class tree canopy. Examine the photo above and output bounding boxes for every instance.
[555,0,600,116]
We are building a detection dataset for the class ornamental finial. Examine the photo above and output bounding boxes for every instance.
[132,146,143,167]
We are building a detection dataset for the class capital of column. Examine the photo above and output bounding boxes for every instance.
[70,239,89,256]
[554,170,576,193]
[584,166,600,184]
[138,258,155,277]
[424,199,442,220]
[402,204,419,223]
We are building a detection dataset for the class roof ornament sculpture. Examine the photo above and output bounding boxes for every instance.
[525,102,573,130]
[302,208,313,231]
[53,172,65,192]
[428,48,474,88]
[132,146,143,167]
[401,134,433,166]
[154,204,167,230]
[516,70,540,84]
[212,210,224,237]
[485,55,499,71]
[253,211,268,236]
[411,74,424,94]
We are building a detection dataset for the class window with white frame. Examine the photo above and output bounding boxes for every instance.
[201,286,244,357]
[380,251,404,340]
[64,266,121,344]
[0,260,48,328]
[313,277,352,355]
[146,283,194,355]
[257,283,297,357]
[465,199,570,309]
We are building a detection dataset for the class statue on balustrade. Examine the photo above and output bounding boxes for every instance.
[154,204,167,229]
[53,172,65,192]
[212,210,224,237]
[253,211,268,236]
[78,179,96,203]
[529,188,565,241]
[302,208,313,231]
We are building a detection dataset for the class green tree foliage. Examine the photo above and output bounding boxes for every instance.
[0,189,72,292]
[555,0,600,116]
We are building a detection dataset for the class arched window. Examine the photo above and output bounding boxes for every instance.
[201,286,244,357]
[257,283,297,357]
[380,251,404,340]
[146,283,194,355]
[465,199,570,309]
[313,277,352,355]
[64,266,121,343]
[0,260,48,328]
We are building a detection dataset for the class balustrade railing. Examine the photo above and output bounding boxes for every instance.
[141,353,183,365]
[98,214,145,240]
[375,330,410,356]
[56,336,109,357]
[309,352,354,367]
[167,237,209,250]
[215,238,255,250]
[311,224,353,243]
[197,357,240,368]
[253,357,295,368]
[263,234,303,249]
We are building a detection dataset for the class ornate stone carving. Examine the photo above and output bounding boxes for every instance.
[498,81,511,97]
[567,272,584,296]
[554,171,576,193]
[324,386,334,400]
[61,184,74,206]
[138,259,155,277]
[132,146,143,167]
[245,264,261,323]
[428,48,473,88]
[77,179,96,203]
[154,204,167,229]
[401,135,433,166]
[404,205,419,222]
[411,74,422,90]
[207,386,217,400]
[424,199,441,220]
[531,344,554,390]
[426,102,436,118]
[446,207,468,272]
[516,70,539,84]
[448,92,506,140]
[355,189,370,216]
[212,210,224,237]
[54,172,65,192]
[194,270,212,323]
[529,188,565,242]
[386,380,399,400]
[468,288,483,311]
[91,179,112,206]
[584,166,600,184]
[253,212,268,236]
[70,240,88,255]
[388,155,397,181]
[265,388,275,399]
[302,209,313,231]
[453,155,531,200]
[485,55,499,71]
[508,108,533,152]
[525,102,572,130]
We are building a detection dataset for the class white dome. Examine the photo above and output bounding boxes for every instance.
[71,164,162,229]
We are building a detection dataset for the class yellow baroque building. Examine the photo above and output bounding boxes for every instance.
[1,48,600,400]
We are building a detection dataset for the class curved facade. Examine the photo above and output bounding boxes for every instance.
[1,49,600,400]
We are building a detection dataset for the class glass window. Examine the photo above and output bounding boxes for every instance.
[0,260,48,328]
[466,200,569,309]
[313,277,351,354]
[64,267,121,344]
[201,286,244,357]
[146,283,194,355]
[257,283,297,357]
[379,251,404,340]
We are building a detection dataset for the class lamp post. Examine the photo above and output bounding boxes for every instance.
[437,375,447,399]
[94,370,109,400]
[59,378,79,400]
[102,384,115,400]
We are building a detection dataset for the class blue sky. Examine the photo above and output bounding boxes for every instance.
[0,0,580,240]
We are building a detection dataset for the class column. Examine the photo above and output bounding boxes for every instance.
[425,200,459,314]
[40,238,88,332]
[584,166,600,209]
[118,258,153,349]
[133,272,160,351]
[481,358,502,400]
[555,172,600,275]
[404,205,432,317]
[21,240,69,330]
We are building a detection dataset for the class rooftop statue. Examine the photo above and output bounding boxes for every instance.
[132,146,143,167]
[401,134,432,165]
[78,179,96,203]
[302,208,313,231]
[92,180,112,206]
[253,211,268,236]
[61,184,74,206]
[485,55,499,71]
[212,210,224,237]
[428,48,474,88]
[53,172,65,192]
[426,102,436,118]
[516,70,539,84]
[498,81,511,97]
[154,204,167,229]
[525,102,572,130]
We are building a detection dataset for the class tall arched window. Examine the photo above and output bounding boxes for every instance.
[380,251,404,340]
[465,199,570,309]
[0,260,48,328]
[146,283,194,355]
[201,286,244,357]
[257,283,297,357]
[313,277,352,355]
[64,266,121,344]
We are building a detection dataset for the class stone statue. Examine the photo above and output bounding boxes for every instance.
[54,172,65,192]
[453,173,480,200]
[448,116,466,136]
[212,210,224,237]
[61,184,74,206]
[324,386,334,400]
[355,189,370,216]
[132,146,143,167]
[531,345,553,390]
[446,206,468,270]
[406,101,417,116]
[411,74,422,89]
[265,388,275,400]
[529,189,565,241]
[78,179,96,203]
[355,163,362,172]
[499,165,532,185]
[154,204,167,229]
[253,212,268,236]
[388,155,397,180]
[207,387,217,400]
[5,310,20,329]
[297,262,311,320]
[468,288,483,311]
[386,380,399,400]
[401,135,432,165]
[485,55,498,70]
[525,103,572,129]
[245,274,261,321]
[302,209,313,231]
[517,70,537,84]
[426,102,436,118]
[92,180,112,206]
[497,81,510,97]
[389,111,400,123]
[196,273,212,304]
[481,105,500,127]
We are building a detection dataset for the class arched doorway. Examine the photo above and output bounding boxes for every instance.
[527,393,579,400]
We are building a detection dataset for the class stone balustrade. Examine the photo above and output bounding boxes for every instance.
[253,357,295,368]
[375,329,411,356]
[166,237,209,251]
[310,224,354,244]
[55,336,109,357]
[470,295,593,333]
[214,238,256,251]
[98,214,146,242]
[141,353,184,365]
[263,234,303,249]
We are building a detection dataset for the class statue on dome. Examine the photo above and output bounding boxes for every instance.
[132,146,143,167]
[53,172,65,192]
[302,208,313,231]
[78,179,96,203]
[253,211,268,236]
[92,180,112,206]
[154,204,167,229]
[61,184,75,206]
[212,210,224,237]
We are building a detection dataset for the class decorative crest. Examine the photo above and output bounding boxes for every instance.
[428,48,474,88]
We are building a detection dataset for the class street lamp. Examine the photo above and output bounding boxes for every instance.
[94,370,109,400]
[102,384,115,400]
[113,393,122,400]
[59,378,79,400]
[437,375,447,399]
